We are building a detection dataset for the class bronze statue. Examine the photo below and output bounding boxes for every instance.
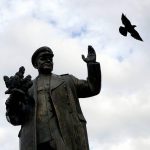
[4,45,101,150]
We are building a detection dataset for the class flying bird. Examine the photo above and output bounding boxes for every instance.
[119,13,143,41]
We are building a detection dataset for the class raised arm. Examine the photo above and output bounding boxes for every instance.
[71,45,101,98]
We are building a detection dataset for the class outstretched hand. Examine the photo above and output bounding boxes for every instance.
[82,45,96,63]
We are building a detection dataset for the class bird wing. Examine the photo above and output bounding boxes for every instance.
[131,29,143,41]
[121,13,132,28]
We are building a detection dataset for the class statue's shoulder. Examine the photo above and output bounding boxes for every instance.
[60,74,69,76]
[60,74,76,79]
[60,74,72,81]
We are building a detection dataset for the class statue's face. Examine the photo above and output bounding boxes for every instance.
[36,51,53,74]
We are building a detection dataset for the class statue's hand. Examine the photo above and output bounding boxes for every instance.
[82,45,96,63]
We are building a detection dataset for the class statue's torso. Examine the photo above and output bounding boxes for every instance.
[36,75,59,144]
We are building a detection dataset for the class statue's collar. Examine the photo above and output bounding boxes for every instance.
[34,73,64,91]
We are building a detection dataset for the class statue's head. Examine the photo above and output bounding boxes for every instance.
[32,46,54,74]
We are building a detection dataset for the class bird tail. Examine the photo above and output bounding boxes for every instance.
[119,26,127,36]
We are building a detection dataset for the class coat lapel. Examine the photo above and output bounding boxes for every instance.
[50,74,64,91]
[31,74,64,98]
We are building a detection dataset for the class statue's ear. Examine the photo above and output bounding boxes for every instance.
[33,63,38,69]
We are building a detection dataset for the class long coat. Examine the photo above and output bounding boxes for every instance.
[7,62,101,150]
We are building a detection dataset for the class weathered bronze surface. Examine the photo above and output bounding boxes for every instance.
[4,45,101,150]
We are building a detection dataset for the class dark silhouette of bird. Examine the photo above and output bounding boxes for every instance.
[119,13,143,41]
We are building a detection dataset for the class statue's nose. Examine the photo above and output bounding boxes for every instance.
[46,59,53,63]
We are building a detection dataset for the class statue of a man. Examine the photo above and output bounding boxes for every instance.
[4,45,101,150]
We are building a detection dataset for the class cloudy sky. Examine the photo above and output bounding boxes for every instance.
[0,0,150,150]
